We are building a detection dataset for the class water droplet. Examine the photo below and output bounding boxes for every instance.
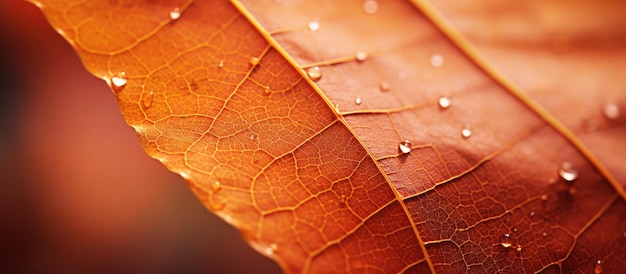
[212,181,222,192]
[559,162,578,182]
[603,103,620,120]
[111,72,128,90]
[430,54,444,68]
[355,97,362,105]
[461,126,472,138]
[334,104,341,112]
[542,232,547,237]
[398,140,412,154]
[515,245,522,252]
[540,194,548,201]
[250,134,256,141]
[529,211,536,217]
[263,86,271,96]
[355,51,368,62]
[438,96,451,109]
[211,202,225,211]
[379,81,390,92]
[250,57,260,66]
[306,66,322,81]
[512,228,517,232]
[308,19,320,32]
[339,195,347,204]
[265,243,278,255]
[595,260,603,274]
[169,7,181,20]
[363,0,379,14]
[500,234,512,248]
[218,60,224,68]
[142,90,154,108]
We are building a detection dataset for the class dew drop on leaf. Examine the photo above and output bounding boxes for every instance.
[212,181,222,192]
[355,51,368,62]
[438,96,451,109]
[363,0,379,15]
[541,194,548,201]
[250,134,256,141]
[603,102,620,120]
[142,90,154,108]
[398,140,412,154]
[308,18,320,31]
[515,245,522,252]
[111,72,128,90]
[529,211,535,217]
[542,232,548,237]
[379,81,390,92]
[355,97,362,105]
[339,194,347,204]
[559,162,578,182]
[461,126,472,138]
[218,59,224,68]
[500,233,512,248]
[595,260,603,274]
[263,86,271,96]
[265,243,278,255]
[334,103,341,112]
[169,7,181,20]
[249,57,260,66]
[430,54,444,68]
[306,66,322,81]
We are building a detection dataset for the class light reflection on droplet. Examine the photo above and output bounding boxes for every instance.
[542,232,547,237]
[263,86,271,96]
[142,90,154,108]
[595,260,603,274]
[559,162,578,182]
[306,66,322,81]
[603,102,620,120]
[355,51,368,62]
[218,60,224,68]
[355,97,362,105]
[212,181,222,192]
[250,57,260,66]
[308,19,320,31]
[169,7,181,20]
[461,126,472,138]
[111,72,128,88]
[541,194,548,201]
[398,140,412,154]
[265,243,278,255]
[334,104,341,113]
[515,245,522,252]
[500,233,512,248]
[529,211,536,217]
[430,54,444,68]
[363,0,379,14]
[438,96,451,109]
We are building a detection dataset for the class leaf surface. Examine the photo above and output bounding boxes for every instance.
[32,0,626,272]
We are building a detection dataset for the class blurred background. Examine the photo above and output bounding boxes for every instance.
[0,1,280,273]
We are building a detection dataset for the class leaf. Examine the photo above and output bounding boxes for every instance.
[32,0,626,273]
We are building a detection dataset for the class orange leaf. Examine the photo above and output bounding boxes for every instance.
[32,0,626,272]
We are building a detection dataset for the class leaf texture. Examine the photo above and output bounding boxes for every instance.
[32,0,626,273]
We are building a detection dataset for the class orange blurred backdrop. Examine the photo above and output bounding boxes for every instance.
[0,1,280,273]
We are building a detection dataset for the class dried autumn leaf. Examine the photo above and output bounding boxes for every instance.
[31,0,626,273]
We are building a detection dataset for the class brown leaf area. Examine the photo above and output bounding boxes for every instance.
[33,0,626,273]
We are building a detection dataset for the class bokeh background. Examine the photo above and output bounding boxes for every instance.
[0,1,280,273]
